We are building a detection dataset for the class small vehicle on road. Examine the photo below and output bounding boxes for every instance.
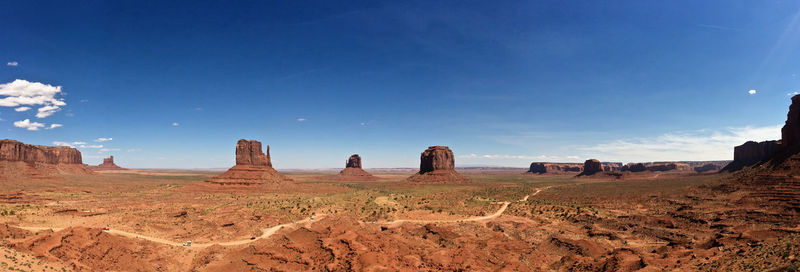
[183,241,192,247]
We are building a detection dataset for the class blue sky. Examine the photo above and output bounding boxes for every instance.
[1,1,799,168]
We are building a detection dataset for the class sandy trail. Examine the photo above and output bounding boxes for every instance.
[379,186,550,226]
[15,186,554,248]
[17,216,318,249]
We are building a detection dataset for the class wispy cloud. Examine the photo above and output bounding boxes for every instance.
[52,141,102,148]
[99,148,121,152]
[94,137,112,142]
[172,122,180,127]
[6,61,18,66]
[0,79,66,118]
[697,24,741,31]
[582,125,781,162]
[45,124,62,130]
[14,107,30,112]
[297,118,306,122]
[13,119,44,130]
[748,89,757,95]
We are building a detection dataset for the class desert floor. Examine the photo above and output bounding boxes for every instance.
[0,170,798,271]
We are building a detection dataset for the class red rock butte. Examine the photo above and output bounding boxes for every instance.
[89,156,127,171]
[0,139,93,178]
[207,139,293,185]
[336,154,378,181]
[407,146,468,183]
[578,159,604,176]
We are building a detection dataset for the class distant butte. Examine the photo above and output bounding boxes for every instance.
[89,156,126,171]
[336,154,378,181]
[206,139,294,185]
[407,146,468,183]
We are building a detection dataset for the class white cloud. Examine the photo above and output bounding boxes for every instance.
[457,153,580,164]
[99,148,121,152]
[582,125,781,162]
[0,79,66,118]
[748,89,757,95]
[127,148,141,152]
[13,119,44,131]
[94,137,113,142]
[14,107,31,112]
[6,62,18,66]
[297,118,306,122]
[172,122,180,126]
[789,91,799,96]
[45,124,62,130]
[52,141,102,148]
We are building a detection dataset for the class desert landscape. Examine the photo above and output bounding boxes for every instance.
[0,96,796,271]
[2,1,799,271]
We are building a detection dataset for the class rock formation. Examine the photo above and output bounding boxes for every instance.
[336,154,378,181]
[527,162,583,174]
[1,139,83,164]
[782,94,800,147]
[408,146,468,183]
[207,139,293,185]
[621,163,647,172]
[694,163,723,173]
[645,162,693,172]
[603,162,622,172]
[0,139,93,178]
[722,140,783,172]
[579,159,604,176]
[89,156,126,171]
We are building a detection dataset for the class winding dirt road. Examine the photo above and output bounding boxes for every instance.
[16,186,552,249]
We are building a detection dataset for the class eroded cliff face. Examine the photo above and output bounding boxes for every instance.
[722,140,783,171]
[0,139,82,164]
[781,94,800,147]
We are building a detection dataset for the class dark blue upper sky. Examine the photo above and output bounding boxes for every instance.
[2,1,799,168]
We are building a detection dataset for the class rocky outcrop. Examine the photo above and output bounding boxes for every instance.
[0,139,82,164]
[235,140,271,167]
[694,163,723,173]
[621,163,647,172]
[722,141,783,172]
[207,139,293,185]
[782,94,800,148]
[0,139,93,178]
[336,154,378,181]
[345,154,362,169]
[603,162,622,172]
[579,159,604,176]
[646,162,693,172]
[528,163,583,174]
[89,156,126,171]
[408,146,468,183]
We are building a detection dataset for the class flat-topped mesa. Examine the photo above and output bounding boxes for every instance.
[207,139,293,185]
[89,155,126,171]
[528,162,583,174]
[408,146,468,183]
[0,139,83,164]
[579,159,604,176]
[337,154,378,181]
[0,139,93,178]
[722,140,783,172]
